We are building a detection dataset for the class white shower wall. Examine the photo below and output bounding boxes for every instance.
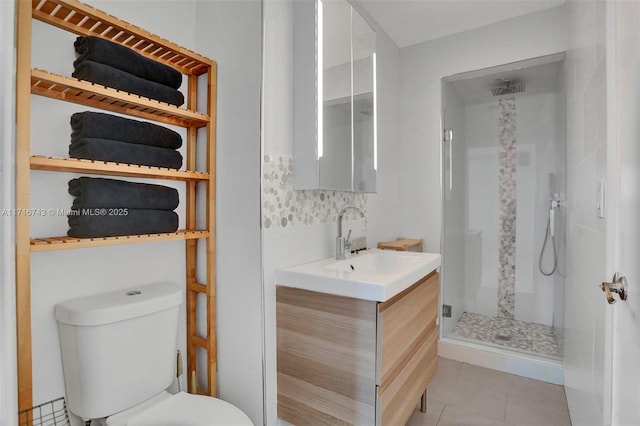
[463,92,565,326]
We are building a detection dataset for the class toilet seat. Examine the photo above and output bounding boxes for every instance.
[105,391,253,426]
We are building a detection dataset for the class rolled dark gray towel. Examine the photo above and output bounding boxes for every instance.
[69,138,183,169]
[74,36,183,89]
[69,177,179,211]
[73,60,185,106]
[71,111,182,149]
[67,209,179,238]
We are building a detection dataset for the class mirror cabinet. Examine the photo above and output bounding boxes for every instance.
[294,0,377,192]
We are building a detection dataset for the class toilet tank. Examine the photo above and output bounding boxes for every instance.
[55,281,183,420]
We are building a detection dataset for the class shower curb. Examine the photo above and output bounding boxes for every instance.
[438,337,564,385]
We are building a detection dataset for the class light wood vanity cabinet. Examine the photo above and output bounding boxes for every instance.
[277,270,439,425]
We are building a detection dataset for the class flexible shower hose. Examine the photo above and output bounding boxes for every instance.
[538,215,557,276]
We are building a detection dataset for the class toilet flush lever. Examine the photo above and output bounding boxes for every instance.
[600,273,628,304]
[176,350,183,391]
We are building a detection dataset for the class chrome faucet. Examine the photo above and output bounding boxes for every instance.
[336,206,365,260]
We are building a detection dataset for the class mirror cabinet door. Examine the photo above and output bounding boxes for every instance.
[293,0,376,192]
[320,0,353,190]
[351,7,376,192]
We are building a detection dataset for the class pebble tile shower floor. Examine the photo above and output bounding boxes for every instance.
[450,312,560,358]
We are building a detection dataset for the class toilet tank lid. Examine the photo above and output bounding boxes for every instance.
[55,282,183,326]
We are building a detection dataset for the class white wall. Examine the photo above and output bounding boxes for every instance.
[563,1,610,424]
[514,93,565,325]
[261,1,401,423]
[610,3,640,425]
[194,1,264,424]
[1,1,18,425]
[399,6,568,254]
[2,1,265,425]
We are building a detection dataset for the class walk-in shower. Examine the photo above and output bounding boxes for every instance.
[440,54,566,367]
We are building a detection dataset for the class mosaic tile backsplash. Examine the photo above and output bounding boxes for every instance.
[497,98,517,319]
[262,154,367,229]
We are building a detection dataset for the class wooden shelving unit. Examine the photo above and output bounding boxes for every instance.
[16,0,218,414]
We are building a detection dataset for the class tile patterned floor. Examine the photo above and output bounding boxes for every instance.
[408,357,571,426]
[450,312,560,358]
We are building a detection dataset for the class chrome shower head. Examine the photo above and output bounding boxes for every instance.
[491,79,525,96]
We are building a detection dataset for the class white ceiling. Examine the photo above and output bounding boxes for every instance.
[355,0,565,48]
[447,55,565,104]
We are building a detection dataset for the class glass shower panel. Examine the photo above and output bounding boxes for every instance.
[440,59,566,360]
[440,82,467,338]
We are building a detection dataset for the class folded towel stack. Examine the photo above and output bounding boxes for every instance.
[72,36,184,106]
[67,177,179,238]
[69,111,183,169]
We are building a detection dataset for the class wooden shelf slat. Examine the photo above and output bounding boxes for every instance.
[31,156,209,181]
[190,335,208,349]
[32,0,213,76]
[30,229,209,252]
[31,69,209,128]
[188,282,208,294]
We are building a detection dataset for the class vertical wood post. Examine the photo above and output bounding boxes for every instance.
[206,62,218,397]
[15,0,33,413]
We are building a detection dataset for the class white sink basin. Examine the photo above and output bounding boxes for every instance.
[324,251,427,274]
[276,249,441,302]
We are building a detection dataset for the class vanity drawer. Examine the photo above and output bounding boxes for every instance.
[376,271,439,390]
[376,326,438,426]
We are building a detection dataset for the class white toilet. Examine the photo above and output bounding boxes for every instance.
[55,281,253,426]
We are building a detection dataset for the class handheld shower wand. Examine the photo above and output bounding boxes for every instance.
[539,196,560,276]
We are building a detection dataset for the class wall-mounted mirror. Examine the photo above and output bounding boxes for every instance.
[293,0,377,192]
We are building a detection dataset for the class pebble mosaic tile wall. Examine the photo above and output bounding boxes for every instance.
[497,98,517,319]
[262,154,367,229]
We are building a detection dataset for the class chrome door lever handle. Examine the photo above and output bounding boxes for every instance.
[600,281,615,304]
[600,273,628,304]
